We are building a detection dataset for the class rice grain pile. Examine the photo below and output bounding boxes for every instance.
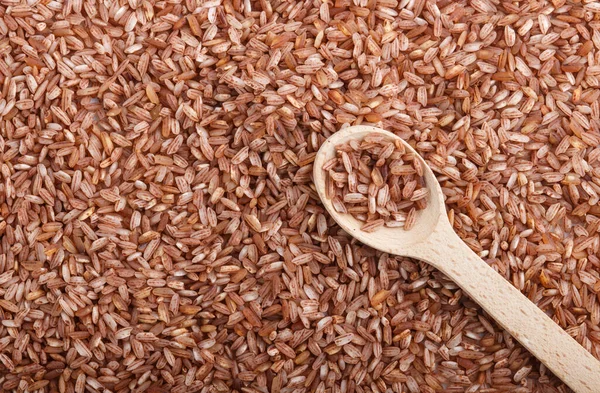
[0,0,600,392]
[324,135,428,232]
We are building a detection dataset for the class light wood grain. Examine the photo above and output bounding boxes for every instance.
[313,125,600,393]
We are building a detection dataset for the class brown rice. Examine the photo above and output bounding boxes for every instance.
[0,0,598,392]
[325,135,428,231]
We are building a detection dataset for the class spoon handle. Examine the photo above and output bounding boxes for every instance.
[414,225,600,393]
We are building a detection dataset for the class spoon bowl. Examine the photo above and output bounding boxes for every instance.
[313,125,445,256]
[313,125,600,393]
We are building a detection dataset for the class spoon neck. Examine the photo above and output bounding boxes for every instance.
[408,221,481,271]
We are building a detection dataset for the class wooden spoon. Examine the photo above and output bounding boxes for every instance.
[313,125,600,392]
